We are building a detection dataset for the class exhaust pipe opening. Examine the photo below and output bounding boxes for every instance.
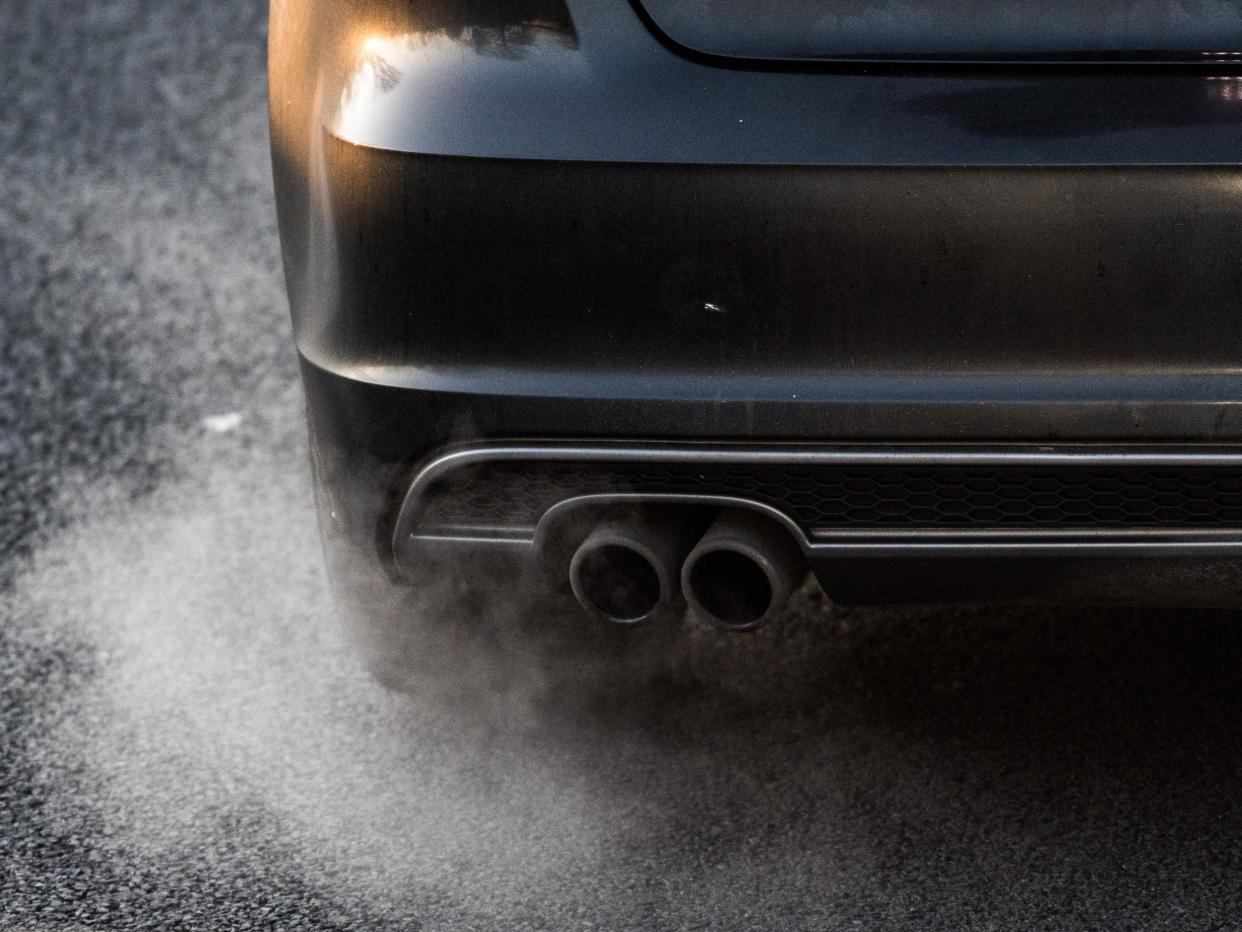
[686,550,774,629]
[569,512,699,625]
[682,510,805,632]
[572,542,663,624]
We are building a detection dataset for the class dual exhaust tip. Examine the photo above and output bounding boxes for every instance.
[569,509,805,631]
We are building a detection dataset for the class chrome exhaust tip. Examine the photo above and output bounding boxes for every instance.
[569,513,696,625]
[681,510,805,632]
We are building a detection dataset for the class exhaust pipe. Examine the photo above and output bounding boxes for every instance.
[681,510,805,632]
[570,512,698,625]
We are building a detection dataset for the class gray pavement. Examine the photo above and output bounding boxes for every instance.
[3,1,1242,929]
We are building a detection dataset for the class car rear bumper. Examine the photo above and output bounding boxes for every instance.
[301,350,1242,613]
[294,145,1242,605]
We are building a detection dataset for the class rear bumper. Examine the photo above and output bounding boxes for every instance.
[294,145,1242,607]
[301,355,1242,610]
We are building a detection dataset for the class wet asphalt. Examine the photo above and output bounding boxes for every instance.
[3,1,1242,929]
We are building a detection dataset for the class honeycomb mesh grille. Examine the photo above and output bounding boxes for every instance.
[414,458,1242,534]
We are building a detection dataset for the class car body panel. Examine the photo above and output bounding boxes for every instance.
[271,1,1242,166]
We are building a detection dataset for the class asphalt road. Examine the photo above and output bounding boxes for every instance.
[4,2,1242,929]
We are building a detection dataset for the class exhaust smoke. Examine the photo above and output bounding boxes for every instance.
[3,417,668,926]
[6,420,1239,928]
[0,410,856,927]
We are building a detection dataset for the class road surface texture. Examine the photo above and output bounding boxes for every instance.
[3,1,1242,929]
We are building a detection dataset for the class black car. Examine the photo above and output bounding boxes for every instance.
[270,0,1242,683]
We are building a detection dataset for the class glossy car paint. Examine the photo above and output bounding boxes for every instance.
[272,2,1242,164]
[270,0,1242,668]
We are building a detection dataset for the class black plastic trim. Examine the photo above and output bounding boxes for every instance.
[392,443,1242,575]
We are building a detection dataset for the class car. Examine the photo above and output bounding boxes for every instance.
[269,0,1242,684]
